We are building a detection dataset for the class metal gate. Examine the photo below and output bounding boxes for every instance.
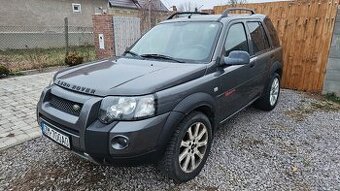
[113,16,141,56]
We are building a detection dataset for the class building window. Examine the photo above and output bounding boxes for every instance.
[72,3,81,13]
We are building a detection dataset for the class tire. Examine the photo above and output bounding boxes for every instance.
[158,111,213,183]
[254,73,281,111]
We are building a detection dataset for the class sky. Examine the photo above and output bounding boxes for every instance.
[160,0,282,10]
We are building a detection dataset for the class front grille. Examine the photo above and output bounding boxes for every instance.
[49,94,83,116]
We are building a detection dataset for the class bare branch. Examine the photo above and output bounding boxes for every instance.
[228,0,247,7]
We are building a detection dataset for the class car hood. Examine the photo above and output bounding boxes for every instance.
[54,58,207,96]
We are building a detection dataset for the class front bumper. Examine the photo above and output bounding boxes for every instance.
[37,85,176,164]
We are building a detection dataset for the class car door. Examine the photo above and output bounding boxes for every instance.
[245,20,272,95]
[216,21,255,123]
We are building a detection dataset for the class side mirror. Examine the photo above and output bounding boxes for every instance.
[223,51,250,66]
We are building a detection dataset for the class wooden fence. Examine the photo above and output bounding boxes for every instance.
[214,0,339,92]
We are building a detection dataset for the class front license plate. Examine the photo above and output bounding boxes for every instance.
[41,123,71,149]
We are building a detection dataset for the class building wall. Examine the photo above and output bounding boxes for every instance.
[323,9,340,96]
[92,15,115,59]
[108,7,140,17]
[108,7,170,34]
[0,31,94,50]
[0,0,107,27]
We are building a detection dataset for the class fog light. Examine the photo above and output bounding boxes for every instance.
[111,135,129,150]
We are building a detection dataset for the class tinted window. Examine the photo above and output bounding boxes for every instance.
[247,22,270,55]
[264,17,280,47]
[224,23,249,56]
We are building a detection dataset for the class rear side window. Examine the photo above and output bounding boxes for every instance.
[247,22,270,55]
[264,17,280,47]
[224,23,249,56]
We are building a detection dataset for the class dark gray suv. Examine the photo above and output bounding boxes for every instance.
[37,8,283,182]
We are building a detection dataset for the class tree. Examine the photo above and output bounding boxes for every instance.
[138,0,162,34]
[228,0,247,7]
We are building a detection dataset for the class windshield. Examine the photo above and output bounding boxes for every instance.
[128,22,222,63]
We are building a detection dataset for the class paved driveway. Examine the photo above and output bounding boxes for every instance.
[0,72,54,150]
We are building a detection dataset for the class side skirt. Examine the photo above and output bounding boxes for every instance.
[219,96,260,125]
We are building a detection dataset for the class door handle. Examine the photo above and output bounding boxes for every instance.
[249,63,255,68]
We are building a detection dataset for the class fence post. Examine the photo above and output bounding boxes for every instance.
[148,0,151,29]
[64,17,69,55]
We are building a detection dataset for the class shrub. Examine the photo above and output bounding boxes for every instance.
[65,51,84,66]
[0,64,10,78]
[325,92,340,104]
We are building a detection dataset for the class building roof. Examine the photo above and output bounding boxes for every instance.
[108,0,168,11]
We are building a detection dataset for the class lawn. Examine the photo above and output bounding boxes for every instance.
[0,46,96,72]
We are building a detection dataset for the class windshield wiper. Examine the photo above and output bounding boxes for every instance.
[140,54,185,63]
[124,50,143,59]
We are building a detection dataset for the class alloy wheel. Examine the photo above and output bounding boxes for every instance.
[178,122,209,173]
[270,77,280,106]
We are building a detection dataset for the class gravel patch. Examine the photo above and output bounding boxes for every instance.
[1,89,340,190]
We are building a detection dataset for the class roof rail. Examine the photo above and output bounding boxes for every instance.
[218,8,255,21]
[167,12,209,20]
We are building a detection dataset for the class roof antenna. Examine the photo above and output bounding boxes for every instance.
[188,7,199,18]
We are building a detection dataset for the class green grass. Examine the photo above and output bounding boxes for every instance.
[0,46,96,72]
[325,93,340,104]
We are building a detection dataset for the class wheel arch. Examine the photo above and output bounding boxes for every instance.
[271,61,283,78]
[172,92,216,129]
[156,92,217,154]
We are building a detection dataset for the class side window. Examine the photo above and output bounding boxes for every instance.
[264,17,280,47]
[224,23,249,56]
[247,22,270,55]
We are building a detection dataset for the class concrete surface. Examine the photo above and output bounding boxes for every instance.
[323,8,340,96]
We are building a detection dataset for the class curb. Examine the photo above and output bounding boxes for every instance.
[0,132,42,152]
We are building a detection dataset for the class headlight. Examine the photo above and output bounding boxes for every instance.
[98,95,156,123]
